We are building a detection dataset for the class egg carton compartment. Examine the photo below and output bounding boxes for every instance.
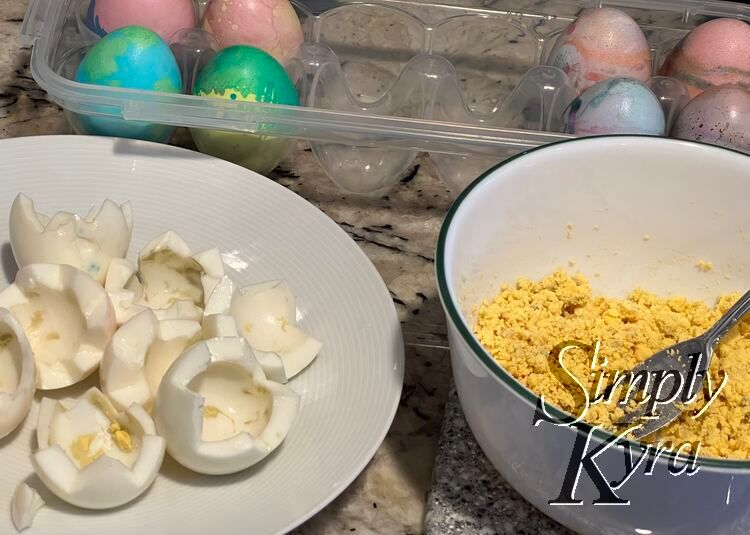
[21,0,750,194]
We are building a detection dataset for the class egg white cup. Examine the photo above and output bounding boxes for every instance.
[9,194,133,284]
[32,387,165,510]
[0,308,36,439]
[134,231,224,311]
[230,280,322,383]
[101,309,203,411]
[155,337,299,475]
[105,245,212,325]
[0,264,116,390]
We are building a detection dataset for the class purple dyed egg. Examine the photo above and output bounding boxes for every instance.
[672,85,750,152]
[563,77,666,136]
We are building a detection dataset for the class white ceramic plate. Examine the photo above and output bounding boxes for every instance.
[0,136,404,535]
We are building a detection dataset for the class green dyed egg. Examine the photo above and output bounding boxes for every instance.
[190,45,299,173]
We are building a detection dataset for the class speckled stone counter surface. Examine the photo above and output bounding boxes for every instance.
[425,389,573,535]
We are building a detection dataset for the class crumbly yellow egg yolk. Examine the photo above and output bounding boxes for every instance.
[109,422,133,453]
[69,422,134,468]
[70,434,103,468]
[67,396,136,467]
[473,269,750,460]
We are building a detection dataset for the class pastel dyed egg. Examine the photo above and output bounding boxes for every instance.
[74,26,182,142]
[202,0,303,64]
[672,85,750,152]
[563,77,665,136]
[190,45,299,173]
[660,18,750,99]
[548,8,651,94]
[85,0,197,41]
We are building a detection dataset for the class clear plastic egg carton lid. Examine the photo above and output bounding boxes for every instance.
[21,0,750,194]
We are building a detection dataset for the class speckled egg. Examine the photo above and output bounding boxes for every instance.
[74,26,182,142]
[190,45,299,173]
[548,8,652,94]
[202,0,303,64]
[672,85,750,152]
[85,0,197,41]
[563,77,666,136]
[660,18,750,99]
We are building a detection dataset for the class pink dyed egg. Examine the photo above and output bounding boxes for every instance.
[660,18,750,99]
[85,0,197,41]
[202,0,303,64]
[547,8,652,94]
[672,85,750,152]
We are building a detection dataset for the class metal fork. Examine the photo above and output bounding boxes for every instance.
[613,288,750,439]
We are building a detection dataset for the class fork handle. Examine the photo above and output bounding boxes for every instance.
[706,289,750,347]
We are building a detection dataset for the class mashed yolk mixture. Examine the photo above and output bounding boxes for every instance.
[473,269,750,459]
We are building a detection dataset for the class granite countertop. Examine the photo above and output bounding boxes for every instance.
[0,1,456,533]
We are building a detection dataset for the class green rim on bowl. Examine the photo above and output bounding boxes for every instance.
[435,134,750,470]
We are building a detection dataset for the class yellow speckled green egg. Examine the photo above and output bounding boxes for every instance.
[73,26,182,143]
[190,45,299,174]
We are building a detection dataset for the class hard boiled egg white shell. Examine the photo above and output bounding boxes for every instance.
[155,337,299,475]
[105,258,204,325]
[101,309,203,411]
[11,483,45,532]
[32,387,165,509]
[9,194,133,284]
[230,280,322,382]
[134,230,224,311]
[0,308,36,439]
[0,264,116,390]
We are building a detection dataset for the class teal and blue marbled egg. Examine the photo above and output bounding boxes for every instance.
[563,77,665,136]
[74,26,182,142]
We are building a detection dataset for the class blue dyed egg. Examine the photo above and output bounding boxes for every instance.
[74,26,182,142]
[563,77,666,136]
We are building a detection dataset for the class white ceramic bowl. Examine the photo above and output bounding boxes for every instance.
[437,136,750,534]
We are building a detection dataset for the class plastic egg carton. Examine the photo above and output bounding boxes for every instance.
[21,0,750,194]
